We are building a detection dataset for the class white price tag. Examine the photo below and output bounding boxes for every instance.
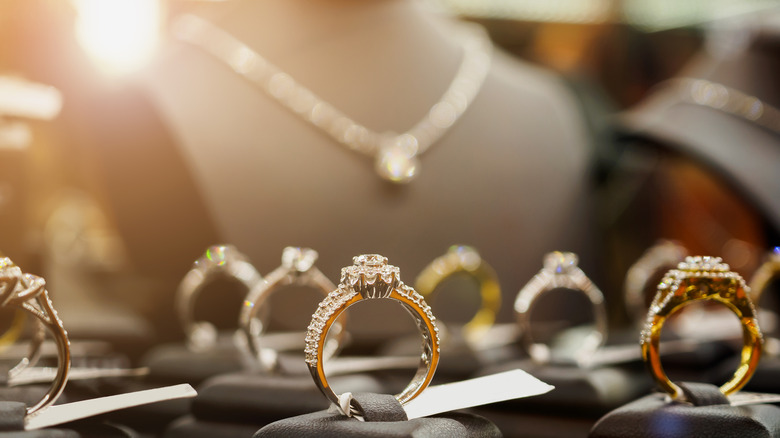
[403,369,553,419]
[25,384,197,430]
[729,391,780,407]
[10,367,149,387]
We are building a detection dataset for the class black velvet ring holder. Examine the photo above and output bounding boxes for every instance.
[140,342,244,386]
[589,382,780,438]
[254,392,502,438]
[479,358,653,417]
[162,372,387,437]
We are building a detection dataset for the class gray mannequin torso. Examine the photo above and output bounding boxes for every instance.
[138,0,596,338]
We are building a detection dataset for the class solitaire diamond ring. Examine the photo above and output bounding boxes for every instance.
[176,245,263,352]
[514,251,607,366]
[240,247,344,372]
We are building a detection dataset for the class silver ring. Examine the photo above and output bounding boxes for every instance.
[514,251,607,366]
[624,240,688,325]
[176,245,263,352]
[239,247,343,372]
[0,257,70,415]
[305,254,440,414]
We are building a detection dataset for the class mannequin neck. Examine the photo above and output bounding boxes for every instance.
[180,0,454,62]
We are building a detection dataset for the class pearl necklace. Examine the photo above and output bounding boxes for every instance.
[172,14,492,184]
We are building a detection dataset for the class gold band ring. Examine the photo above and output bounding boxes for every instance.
[305,255,439,413]
[0,257,70,415]
[240,247,344,372]
[415,245,500,344]
[176,245,263,352]
[640,256,762,399]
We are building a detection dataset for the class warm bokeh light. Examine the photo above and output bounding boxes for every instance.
[73,0,161,75]
[0,77,62,120]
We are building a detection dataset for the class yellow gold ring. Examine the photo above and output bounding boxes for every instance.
[748,250,780,306]
[415,245,500,344]
[305,254,440,414]
[640,256,762,399]
[0,257,70,415]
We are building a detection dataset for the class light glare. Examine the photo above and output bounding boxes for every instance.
[74,0,161,75]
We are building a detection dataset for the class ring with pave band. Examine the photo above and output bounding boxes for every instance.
[176,245,263,352]
[514,251,607,366]
[239,247,344,372]
[641,256,763,399]
[305,254,440,413]
[0,257,70,415]
[415,245,500,345]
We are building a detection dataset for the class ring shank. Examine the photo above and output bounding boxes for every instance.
[642,281,762,399]
[13,294,70,415]
[240,265,342,371]
[416,253,500,343]
[176,253,262,351]
[515,268,607,365]
[309,287,439,408]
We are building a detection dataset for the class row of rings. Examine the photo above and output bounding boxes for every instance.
[177,245,500,364]
[175,245,345,372]
[176,249,441,413]
[177,244,780,410]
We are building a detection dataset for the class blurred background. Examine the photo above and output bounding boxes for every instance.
[0,0,778,357]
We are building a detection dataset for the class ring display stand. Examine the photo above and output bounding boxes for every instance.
[161,370,386,437]
[590,382,780,438]
[254,392,501,438]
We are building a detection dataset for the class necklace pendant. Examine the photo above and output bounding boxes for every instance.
[375,145,420,184]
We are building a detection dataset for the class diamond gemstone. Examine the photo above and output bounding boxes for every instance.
[375,145,419,184]
[281,246,318,273]
[543,251,578,274]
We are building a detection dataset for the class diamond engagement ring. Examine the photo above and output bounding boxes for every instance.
[0,257,70,415]
[641,256,763,399]
[305,254,440,414]
[514,251,607,366]
[176,245,263,352]
[240,247,344,372]
[415,245,500,345]
[625,240,688,326]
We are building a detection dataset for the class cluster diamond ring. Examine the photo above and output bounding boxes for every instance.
[514,251,607,365]
[0,257,70,415]
[641,256,762,399]
[240,247,344,372]
[305,254,440,413]
[415,245,500,345]
[625,240,688,325]
[176,245,263,352]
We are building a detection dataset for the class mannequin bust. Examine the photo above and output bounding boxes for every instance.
[91,0,596,341]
